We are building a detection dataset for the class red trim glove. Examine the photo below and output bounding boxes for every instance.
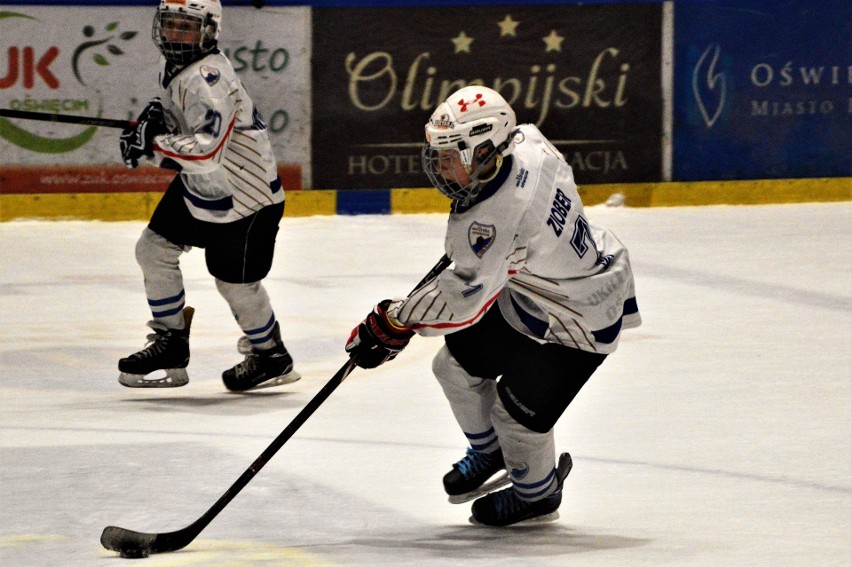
[346,299,415,369]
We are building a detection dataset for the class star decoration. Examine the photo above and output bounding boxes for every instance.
[542,30,564,52]
[452,31,474,53]
[497,15,519,37]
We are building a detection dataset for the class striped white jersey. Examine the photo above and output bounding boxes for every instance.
[146,51,283,223]
[390,124,641,355]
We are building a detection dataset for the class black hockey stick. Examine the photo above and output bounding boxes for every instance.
[100,253,452,558]
[0,108,131,129]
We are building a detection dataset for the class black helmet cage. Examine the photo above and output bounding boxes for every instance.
[152,10,218,66]
[421,133,514,206]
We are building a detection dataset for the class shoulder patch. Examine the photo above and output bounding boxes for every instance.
[199,65,221,86]
[468,222,496,257]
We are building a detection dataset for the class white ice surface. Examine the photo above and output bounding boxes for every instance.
[1,202,850,566]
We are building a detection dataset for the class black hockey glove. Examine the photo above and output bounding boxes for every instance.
[119,98,166,168]
[346,299,415,369]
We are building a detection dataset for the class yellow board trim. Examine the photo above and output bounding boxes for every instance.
[389,177,851,212]
[577,177,852,207]
[0,192,163,221]
[1,178,849,221]
[285,190,337,217]
[0,190,338,221]
[390,187,448,214]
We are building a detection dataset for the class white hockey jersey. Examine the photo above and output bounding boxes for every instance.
[391,124,641,355]
[146,51,284,223]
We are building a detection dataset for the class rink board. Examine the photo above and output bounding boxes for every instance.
[1,177,849,221]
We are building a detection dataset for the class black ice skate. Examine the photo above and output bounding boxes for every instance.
[222,322,300,391]
[118,307,193,388]
[470,452,573,527]
[444,447,511,504]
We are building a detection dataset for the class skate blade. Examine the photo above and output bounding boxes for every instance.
[448,472,512,504]
[234,370,302,392]
[118,368,189,388]
[468,510,560,527]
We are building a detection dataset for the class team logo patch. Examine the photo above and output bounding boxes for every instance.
[199,65,220,86]
[468,222,496,257]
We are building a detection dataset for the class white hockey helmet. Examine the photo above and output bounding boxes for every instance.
[421,85,517,205]
[152,0,222,66]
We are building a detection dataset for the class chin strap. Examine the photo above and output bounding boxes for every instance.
[476,154,503,184]
[469,128,517,185]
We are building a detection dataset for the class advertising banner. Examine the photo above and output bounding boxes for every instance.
[312,4,662,190]
[0,6,309,189]
[674,0,852,180]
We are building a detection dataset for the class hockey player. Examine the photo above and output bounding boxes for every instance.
[346,86,641,526]
[117,0,298,391]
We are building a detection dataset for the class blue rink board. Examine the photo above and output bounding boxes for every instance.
[673,0,852,180]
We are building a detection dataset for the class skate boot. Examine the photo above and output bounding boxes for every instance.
[470,452,573,527]
[222,322,300,391]
[118,307,193,388]
[443,447,510,504]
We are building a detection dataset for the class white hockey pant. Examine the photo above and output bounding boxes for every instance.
[433,345,558,501]
[135,228,188,330]
[136,228,276,347]
[216,280,277,350]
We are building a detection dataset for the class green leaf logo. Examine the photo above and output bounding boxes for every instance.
[72,21,138,85]
[0,13,135,154]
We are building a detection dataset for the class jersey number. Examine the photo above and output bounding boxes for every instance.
[548,188,613,267]
[251,107,267,130]
[202,110,222,137]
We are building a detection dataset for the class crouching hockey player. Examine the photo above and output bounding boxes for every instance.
[117,0,298,391]
[345,86,641,526]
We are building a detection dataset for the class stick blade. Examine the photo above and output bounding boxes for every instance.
[100,526,157,554]
[101,523,196,555]
[101,521,200,556]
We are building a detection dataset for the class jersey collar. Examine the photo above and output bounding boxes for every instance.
[162,48,221,88]
[451,154,514,214]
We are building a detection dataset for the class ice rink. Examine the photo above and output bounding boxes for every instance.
[1,201,850,566]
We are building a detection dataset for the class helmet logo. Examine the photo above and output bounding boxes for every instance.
[457,93,485,112]
[431,113,454,129]
[165,0,187,6]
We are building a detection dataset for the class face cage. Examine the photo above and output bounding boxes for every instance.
[152,12,214,66]
[421,145,487,205]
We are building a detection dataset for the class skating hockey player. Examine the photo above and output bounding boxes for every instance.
[346,86,641,526]
[117,0,298,391]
